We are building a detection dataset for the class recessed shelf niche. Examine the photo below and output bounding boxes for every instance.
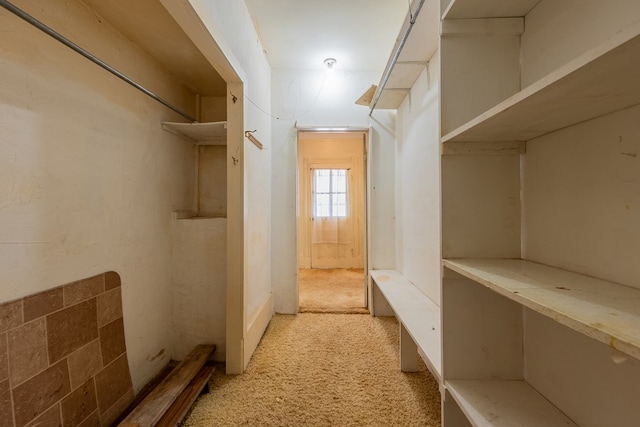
[162,121,227,218]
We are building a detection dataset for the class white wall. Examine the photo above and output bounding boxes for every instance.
[395,58,442,305]
[271,68,396,313]
[190,0,273,329]
[171,217,226,361]
[0,0,195,391]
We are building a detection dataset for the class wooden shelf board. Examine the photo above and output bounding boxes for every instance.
[442,25,640,143]
[446,380,577,427]
[370,270,441,380]
[442,258,640,361]
[386,62,428,90]
[443,0,541,20]
[397,0,439,64]
[370,0,438,110]
[162,121,227,144]
[372,90,410,109]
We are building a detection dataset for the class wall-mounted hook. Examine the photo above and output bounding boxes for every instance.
[245,130,264,150]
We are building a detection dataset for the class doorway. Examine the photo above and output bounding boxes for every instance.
[297,130,368,313]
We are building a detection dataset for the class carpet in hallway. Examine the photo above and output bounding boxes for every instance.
[183,313,441,426]
[298,268,368,313]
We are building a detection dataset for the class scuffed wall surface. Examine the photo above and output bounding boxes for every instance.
[171,217,226,361]
[271,68,396,314]
[0,0,195,391]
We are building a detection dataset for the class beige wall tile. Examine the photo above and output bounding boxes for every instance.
[96,289,122,328]
[0,379,13,427]
[103,272,121,291]
[99,319,126,366]
[61,378,98,427]
[0,300,23,333]
[94,354,132,415]
[98,388,133,427]
[77,410,100,427]
[0,333,8,382]
[23,288,63,323]
[8,319,48,386]
[63,276,104,307]
[68,340,103,390]
[12,360,71,427]
[47,300,98,364]
[24,404,62,427]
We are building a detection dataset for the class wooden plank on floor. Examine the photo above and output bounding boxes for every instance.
[156,365,215,426]
[120,344,215,427]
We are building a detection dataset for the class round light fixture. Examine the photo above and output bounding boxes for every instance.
[323,58,337,70]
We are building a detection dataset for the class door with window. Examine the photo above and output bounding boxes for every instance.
[297,132,365,271]
[310,168,352,268]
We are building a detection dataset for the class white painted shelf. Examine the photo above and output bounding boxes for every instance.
[441,24,640,143]
[162,121,227,145]
[367,0,439,109]
[446,380,577,427]
[442,258,640,361]
[370,270,441,380]
[442,0,541,20]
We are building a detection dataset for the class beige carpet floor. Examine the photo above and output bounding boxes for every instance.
[298,268,368,314]
[184,313,441,426]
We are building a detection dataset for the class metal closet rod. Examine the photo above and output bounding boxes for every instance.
[369,0,426,116]
[0,0,197,122]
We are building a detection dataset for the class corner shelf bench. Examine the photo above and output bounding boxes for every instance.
[370,270,442,382]
[442,258,640,426]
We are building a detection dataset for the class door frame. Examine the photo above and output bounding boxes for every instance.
[295,127,370,311]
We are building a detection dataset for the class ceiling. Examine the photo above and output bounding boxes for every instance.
[78,0,410,102]
[244,0,410,72]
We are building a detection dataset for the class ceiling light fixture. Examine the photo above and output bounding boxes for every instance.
[323,58,337,70]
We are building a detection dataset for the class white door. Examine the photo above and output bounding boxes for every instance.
[310,168,355,268]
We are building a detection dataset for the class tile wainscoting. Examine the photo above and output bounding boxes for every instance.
[0,272,133,427]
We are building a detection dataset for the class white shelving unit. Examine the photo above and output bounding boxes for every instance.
[436,1,640,426]
[161,121,227,145]
[371,0,640,425]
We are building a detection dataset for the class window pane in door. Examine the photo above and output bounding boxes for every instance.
[313,169,348,218]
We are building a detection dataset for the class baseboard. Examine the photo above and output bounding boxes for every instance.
[243,293,274,368]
